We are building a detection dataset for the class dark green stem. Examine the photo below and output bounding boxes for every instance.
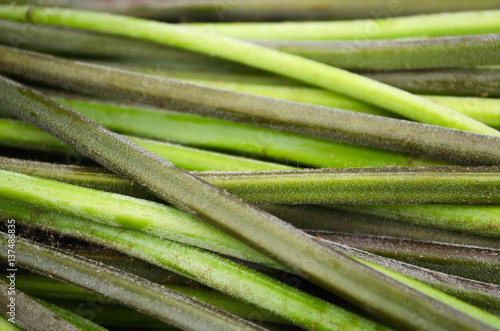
[1,47,500,165]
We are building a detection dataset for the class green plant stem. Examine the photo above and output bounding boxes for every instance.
[0,7,497,135]
[33,299,108,331]
[0,99,442,168]
[3,20,500,70]
[194,167,500,205]
[333,204,500,238]
[365,69,500,98]
[0,201,385,331]
[87,60,500,127]
[0,119,291,171]
[0,234,266,331]
[3,156,497,205]
[314,231,500,284]
[0,279,84,331]
[262,204,500,250]
[188,10,500,40]
[1,49,499,165]
[0,316,22,331]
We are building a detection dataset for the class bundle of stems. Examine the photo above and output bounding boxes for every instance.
[0,6,497,137]
[0,279,107,331]
[0,233,266,331]
[2,200,499,329]
[1,47,499,165]
[2,68,499,330]
[3,19,500,70]
[0,4,499,331]
[2,0,500,20]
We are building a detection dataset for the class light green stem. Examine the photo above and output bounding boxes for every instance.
[1,97,441,168]
[334,205,500,238]
[0,119,291,171]
[189,10,500,40]
[0,6,497,135]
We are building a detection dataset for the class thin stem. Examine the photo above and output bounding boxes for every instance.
[0,201,385,331]
[333,204,500,238]
[0,119,292,171]
[365,69,500,98]
[0,77,494,330]
[315,231,500,284]
[1,48,499,165]
[188,10,500,40]
[4,155,497,204]
[0,233,264,331]
[33,299,108,331]
[195,167,500,205]
[1,98,442,168]
[3,20,500,70]
[0,7,497,135]
[262,204,500,250]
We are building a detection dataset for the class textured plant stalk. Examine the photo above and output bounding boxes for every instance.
[0,119,291,172]
[262,204,500,250]
[0,202,385,331]
[4,156,498,204]
[0,280,81,331]
[313,231,500,284]
[365,69,500,97]
[333,204,500,238]
[0,99,442,169]
[189,10,500,40]
[1,78,495,330]
[0,7,497,135]
[85,61,500,128]
[33,299,109,331]
[4,203,500,329]
[3,20,500,70]
[194,167,500,205]
[1,49,500,165]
